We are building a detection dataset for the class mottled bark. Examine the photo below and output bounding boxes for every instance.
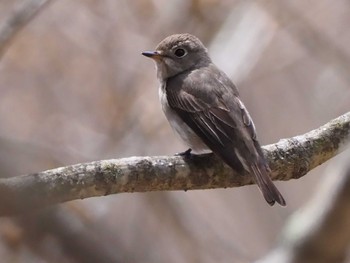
[0,112,349,216]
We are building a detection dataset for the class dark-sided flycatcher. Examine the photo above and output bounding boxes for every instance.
[142,33,285,206]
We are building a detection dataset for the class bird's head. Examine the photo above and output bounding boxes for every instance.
[142,33,211,80]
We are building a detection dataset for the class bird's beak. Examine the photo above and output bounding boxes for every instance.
[142,51,162,60]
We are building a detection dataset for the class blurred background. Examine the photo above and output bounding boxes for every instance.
[0,0,349,262]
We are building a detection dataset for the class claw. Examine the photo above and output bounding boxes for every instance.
[175,148,192,158]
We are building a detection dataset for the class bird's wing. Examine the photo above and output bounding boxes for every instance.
[167,86,256,167]
[166,68,257,167]
[166,67,285,206]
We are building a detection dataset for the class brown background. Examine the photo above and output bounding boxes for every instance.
[0,0,349,262]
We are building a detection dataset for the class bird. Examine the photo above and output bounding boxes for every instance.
[142,33,286,206]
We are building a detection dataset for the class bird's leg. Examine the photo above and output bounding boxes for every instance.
[175,148,192,158]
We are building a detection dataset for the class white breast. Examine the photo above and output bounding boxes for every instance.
[158,85,211,154]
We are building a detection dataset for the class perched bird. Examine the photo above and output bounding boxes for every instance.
[142,33,285,206]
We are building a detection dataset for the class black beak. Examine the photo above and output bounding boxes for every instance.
[142,51,160,58]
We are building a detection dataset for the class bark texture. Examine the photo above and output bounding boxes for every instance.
[0,112,348,216]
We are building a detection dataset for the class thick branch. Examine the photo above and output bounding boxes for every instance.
[0,112,349,215]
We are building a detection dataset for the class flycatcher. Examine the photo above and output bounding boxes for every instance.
[142,33,285,206]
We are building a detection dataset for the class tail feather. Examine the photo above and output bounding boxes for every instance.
[250,162,286,206]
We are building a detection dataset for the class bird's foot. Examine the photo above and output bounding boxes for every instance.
[175,148,192,158]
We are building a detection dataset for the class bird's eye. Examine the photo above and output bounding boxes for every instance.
[174,48,187,58]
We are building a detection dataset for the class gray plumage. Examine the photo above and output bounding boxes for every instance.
[142,33,286,206]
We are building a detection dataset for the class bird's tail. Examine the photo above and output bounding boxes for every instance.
[250,160,286,206]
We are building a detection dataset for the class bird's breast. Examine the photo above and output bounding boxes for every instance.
[158,84,211,154]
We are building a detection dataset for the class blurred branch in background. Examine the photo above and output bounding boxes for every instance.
[0,112,348,216]
[0,0,53,59]
[17,206,131,263]
[257,149,350,263]
[263,0,350,83]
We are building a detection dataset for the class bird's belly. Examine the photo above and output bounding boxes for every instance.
[159,87,211,154]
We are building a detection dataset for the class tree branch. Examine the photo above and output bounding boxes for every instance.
[0,112,349,216]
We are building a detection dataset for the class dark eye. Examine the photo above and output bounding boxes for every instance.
[174,48,187,58]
